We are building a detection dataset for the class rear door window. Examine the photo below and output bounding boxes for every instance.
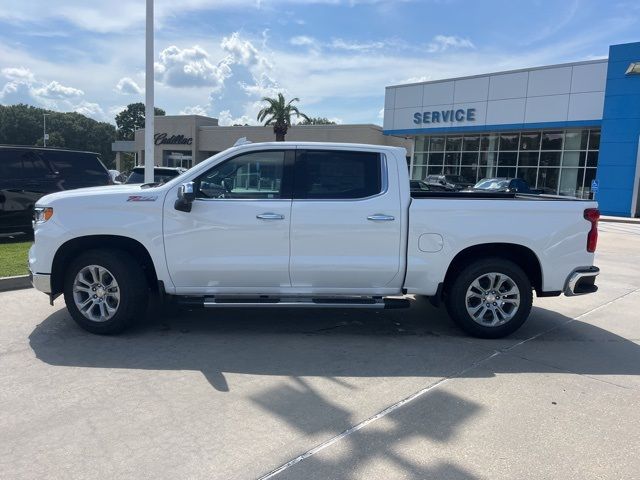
[0,149,25,179]
[294,150,382,199]
[22,151,51,178]
[45,151,108,180]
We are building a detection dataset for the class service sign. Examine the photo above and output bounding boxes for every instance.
[413,108,476,125]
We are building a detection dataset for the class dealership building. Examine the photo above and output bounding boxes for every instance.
[115,116,411,170]
[383,41,640,217]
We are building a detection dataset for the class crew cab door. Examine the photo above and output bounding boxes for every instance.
[289,149,403,292]
[163,149,293,292]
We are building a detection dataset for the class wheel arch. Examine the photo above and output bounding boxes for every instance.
[443,243,543,295]
[51,235,158,296]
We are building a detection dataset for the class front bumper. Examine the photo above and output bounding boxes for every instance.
[564,266,599,296]
[29,270,51,294]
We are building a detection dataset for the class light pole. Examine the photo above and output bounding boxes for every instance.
[144,0,155,183]
[43,113,50,147]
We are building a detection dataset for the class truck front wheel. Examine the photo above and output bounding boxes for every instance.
[445,258,533,338]
[63,249,149,334]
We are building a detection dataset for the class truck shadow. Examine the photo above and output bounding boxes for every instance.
[29,297,640,392]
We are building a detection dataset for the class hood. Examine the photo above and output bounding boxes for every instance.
[36,184,162,205]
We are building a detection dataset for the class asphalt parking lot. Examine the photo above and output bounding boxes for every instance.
[1,224,639,480]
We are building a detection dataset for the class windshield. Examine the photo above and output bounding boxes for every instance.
[474,179,509,190]
[126,169,184,185]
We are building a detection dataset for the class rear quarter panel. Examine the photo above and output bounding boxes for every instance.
[405,197,597,295]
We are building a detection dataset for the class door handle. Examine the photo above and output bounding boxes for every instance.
[256,213,285,220]
[367,214,395,221]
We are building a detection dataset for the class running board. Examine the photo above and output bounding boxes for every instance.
[177,296,410,309]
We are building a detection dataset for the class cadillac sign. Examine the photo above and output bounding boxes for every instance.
[154,133,193,145]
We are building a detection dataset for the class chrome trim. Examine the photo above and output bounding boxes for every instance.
[30,271,51,294]
[367,214,395,221]
[256,213,285,220]
[203,298,386,309]
[564,267,600,296]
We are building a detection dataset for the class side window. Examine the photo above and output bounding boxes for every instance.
[0,149,24,179]
[294,150,382,199]
[22,152,51,178]
[197,150,285,199]
[45,151,108,179]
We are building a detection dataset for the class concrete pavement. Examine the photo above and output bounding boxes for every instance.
[1,227,639,480]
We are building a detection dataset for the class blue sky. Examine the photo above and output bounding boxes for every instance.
[0,0,638,126]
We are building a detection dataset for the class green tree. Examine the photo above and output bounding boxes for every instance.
[300,116,336,125]
[114,102,166,140]
[257,93,309,141]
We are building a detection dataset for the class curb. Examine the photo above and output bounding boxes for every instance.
[0,275,32,292]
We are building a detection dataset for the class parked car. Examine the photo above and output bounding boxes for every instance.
[29,142,600,339]
[108,170,124,184]
[426,174,475,190]
[0,145,111,234]
[410,180,454,192]
[466,177,543,194]
[126,166,186,185]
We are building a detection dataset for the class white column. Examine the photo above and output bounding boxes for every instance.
[144,0,155,183]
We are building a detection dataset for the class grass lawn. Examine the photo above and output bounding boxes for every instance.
[0,240,32,278]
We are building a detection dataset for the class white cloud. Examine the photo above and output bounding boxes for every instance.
[217,109,256,126]
[115,77,143,95]
[32,80,84,99]
[73,101,105,119]
[1,66,35,82]
[426,35,475,53]
[155,45,233,90]
[378,108,384,119]
[330,38,385,51]
[290,35,317,47]
[222,32,271,69]
[179,104,210,116]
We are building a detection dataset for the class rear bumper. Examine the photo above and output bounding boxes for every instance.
[29,270,51,294]
[564,266,599,296]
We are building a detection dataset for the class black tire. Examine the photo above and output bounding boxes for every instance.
[63,249,149,334]
[445,258,533,338]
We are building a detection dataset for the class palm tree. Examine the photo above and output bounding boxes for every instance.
[257,93,309,141]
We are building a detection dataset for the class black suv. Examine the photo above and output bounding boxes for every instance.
[0,146,111,234]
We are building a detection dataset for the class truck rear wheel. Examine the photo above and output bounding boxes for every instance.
[445,258,533,338]
[63,249,149,334]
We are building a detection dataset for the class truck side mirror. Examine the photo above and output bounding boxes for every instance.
[175,182,196,212]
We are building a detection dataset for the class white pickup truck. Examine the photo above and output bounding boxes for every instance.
[29,141,600,338]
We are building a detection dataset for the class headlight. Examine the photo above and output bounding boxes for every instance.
[33,207,54,224]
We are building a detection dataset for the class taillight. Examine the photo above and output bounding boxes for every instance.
[584,208,599,253]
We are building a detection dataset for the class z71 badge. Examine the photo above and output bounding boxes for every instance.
[127,195,158,202]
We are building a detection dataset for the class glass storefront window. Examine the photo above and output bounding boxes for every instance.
[565,130,589,150]
[538,168,560,193]
[562,151,586,167]
[414,153,427,166]
[415,137,428,152]
[410,129,599,196]
[480,134,499,151]
[541,131,564,150]
[559,168,584,197]
[445,136,463,152]
[445,152,461,165]
[462,136,480,151]
[540,151,561,167]
[517,167,538,188]
[461,152,479,165]
[428,152,444,165]
[429,137,445,151]
[520,132,541,151]
[499,133,520,150]
[518,152,539,166]
[498,152,517,166]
